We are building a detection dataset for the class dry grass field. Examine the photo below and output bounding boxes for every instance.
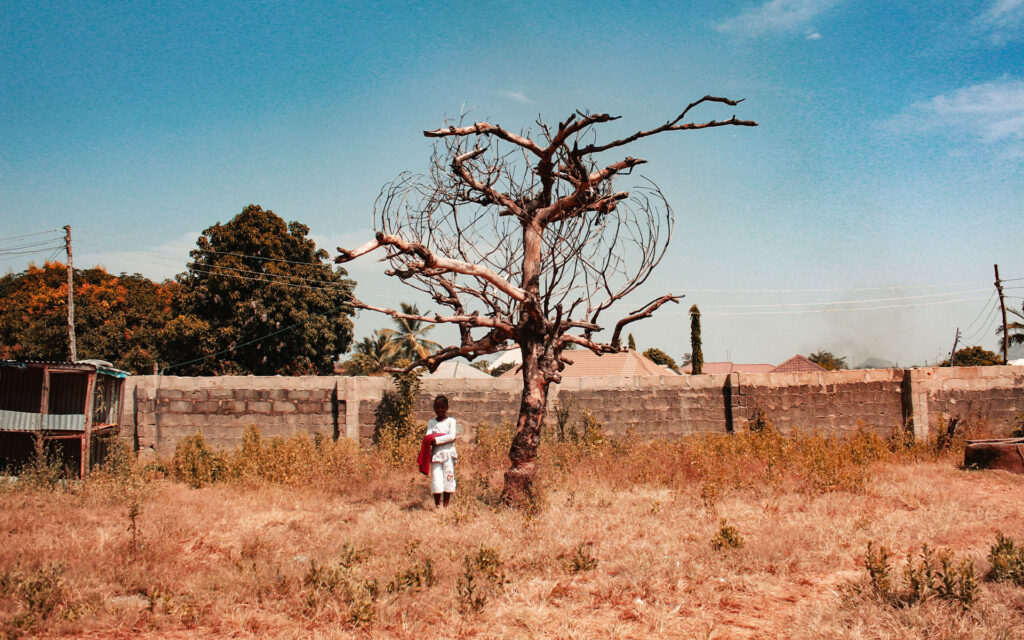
[3,420,1024,639]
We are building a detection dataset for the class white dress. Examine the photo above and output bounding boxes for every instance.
[427,416,457,493]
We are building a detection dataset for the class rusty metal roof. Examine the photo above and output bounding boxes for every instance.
[0,360,129,378]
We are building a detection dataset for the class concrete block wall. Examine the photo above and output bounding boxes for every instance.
[128,376,341,457]
[122,366,1024,458]
[907,366,1024,437]
[730,368,907,437]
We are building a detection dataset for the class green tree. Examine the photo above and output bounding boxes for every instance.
[389,302,441,360]
[0,262,174,372]
[627,333,636,350]
[995,305,1024,351]
[689,304,703,375]
[342,330,404,375]
[808,350,848,371]
[643,347,678,371]
[167,204,355,375]
[942,345,1003,367]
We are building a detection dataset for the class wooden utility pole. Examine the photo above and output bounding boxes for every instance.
[948,327,960,366]
[995,264,1009,364]
[64,225,77,362]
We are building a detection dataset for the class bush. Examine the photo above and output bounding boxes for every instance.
[171,432,228,488]
[865,541,978,609]
[711,519,745,551]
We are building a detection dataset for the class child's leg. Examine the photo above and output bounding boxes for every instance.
[430,461,445,506]
[442,458,456,507]
[433,493,442,507]
[442,492,451,507]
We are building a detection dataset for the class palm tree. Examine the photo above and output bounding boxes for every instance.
[343,329,402,375]
[998,304,1024,350]
[389,303,441,360]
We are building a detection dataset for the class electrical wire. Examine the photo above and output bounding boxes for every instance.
[962,302,1001,344]
[697,288,990,309]
[0,239,64,252]
[681,280,991,294]
[188,248,338,267]
[0,245,65,257]
[160,302,351,373]
[959,291,997,336]
[689,295,991,316]
[0,228,62,243]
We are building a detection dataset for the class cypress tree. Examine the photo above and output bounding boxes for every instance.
[627,333,636,350]
[689,304,703,374]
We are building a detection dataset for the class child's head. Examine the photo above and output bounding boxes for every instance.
[433,395,449,419]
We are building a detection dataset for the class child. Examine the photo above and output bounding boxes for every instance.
[426,395,457,507]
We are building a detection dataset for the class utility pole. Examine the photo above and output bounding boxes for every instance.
[64,225,77,362]
[995,264,1009,364]
[948,327,960,366]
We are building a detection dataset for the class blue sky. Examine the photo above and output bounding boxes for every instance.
[2,0,1022,366]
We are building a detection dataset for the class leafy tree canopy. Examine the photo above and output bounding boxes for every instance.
[808,350,848,371]
[643,347,678,371]
[168,204,355,375]
[942,345,1003,367]
[341,329,406,376]
[0,262,174,373]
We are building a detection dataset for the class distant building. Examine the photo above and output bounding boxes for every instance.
[771,355,827,373]
[681,355,826,374]
[422,360,493,379]
[500,349,675,378]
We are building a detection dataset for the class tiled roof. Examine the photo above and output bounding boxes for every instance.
[423,360,493,379]
[501,349,676,378]
[771,355,827,373]
[680,362,775,374]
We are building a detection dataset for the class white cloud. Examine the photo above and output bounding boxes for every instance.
[806,31,823,39]
[499,90,534,104]
[889,78,1024,156]
[713,0,841,38]
[977,0,1024,44]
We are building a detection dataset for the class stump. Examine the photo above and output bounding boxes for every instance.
[964,438,1024,474]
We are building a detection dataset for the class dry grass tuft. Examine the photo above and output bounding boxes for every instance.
[2,417,1024,639]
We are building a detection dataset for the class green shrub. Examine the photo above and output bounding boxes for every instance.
[987,532,1024,585]
[711,519,745,551]
[171,432,227,488]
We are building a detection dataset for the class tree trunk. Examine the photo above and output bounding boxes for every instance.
[502,335,551,505]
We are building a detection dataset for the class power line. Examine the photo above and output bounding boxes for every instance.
[0,238,66,252]
[190,248,337,267]
[0,245,65,257]
[689,295,991,316]
[698,288,990,309]
[959,291,997,335]
[963,302,1001,344]
[0,228,62,243]
[683,280,991,294]
[160,302,351,373]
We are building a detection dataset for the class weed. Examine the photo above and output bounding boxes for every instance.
[20,434,63,490]
[1011,412,1024,438]
[15,561,66,622]
[747,407,774,433]
[865,541,978,609]
[987,532,1024,585]
[302,557,378,626]
[171,432,227,488]
[553,400,574,442]
[566,543,598,573]
[126,497,141,553]
[865,541,894,601]
[386,557,435,593]
[457,544,507,613]
[711,519,745,551]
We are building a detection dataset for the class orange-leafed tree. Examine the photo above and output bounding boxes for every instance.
[0,262,175,372]
[336,98,757,502]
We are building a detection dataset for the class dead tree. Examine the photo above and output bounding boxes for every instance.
[336,97,756,502]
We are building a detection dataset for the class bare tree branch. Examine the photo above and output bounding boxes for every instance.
[610,294,684,349]
[337,232,527,302]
